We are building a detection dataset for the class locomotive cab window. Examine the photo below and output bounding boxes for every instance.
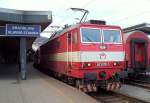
[81,28,101,43]
[67,32,72,43]
[103,30,121,43]
[74,32,78,45]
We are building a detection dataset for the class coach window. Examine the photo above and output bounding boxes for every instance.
[81,28,101,43]
[103,30,121,43]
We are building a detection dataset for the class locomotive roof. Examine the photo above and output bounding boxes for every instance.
[49,23,121,41]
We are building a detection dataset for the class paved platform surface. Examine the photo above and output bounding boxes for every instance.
[115,84,150,102]
[0,63,99,103]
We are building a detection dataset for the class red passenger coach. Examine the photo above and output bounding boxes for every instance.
[124,31,150,78]
[34,20,125,92]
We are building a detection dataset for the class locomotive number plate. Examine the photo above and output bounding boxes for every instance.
[97,62,109,67]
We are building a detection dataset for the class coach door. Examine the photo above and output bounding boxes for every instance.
[131,39,147,72]
[67,32,73,69]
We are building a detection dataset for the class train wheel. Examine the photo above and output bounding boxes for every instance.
[75,79,85,90]
[67,77,75,85]
[75,80,88,92]
[62,76,68,83]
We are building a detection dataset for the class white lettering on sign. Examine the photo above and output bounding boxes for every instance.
[6,24,41,37]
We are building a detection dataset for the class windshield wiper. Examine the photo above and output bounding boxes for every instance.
[85,37,97,45]
[86,36,93,42]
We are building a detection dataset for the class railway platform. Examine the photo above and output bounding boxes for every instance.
[0,63,99,103]
[115,84,150,102]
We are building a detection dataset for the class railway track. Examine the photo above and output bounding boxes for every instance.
[125,79,150,90]
[127,82,150,90]
[88,89,149,103]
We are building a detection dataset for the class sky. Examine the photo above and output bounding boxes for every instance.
[1,0,150,38]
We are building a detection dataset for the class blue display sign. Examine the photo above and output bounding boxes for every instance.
[6,24,41,37]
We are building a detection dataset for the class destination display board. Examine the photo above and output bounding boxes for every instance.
[6,24,41,37]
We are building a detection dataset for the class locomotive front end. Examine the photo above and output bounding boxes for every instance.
[75,24,125,91]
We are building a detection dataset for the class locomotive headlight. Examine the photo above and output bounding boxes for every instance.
[87,63,91,67]
[82,63,92,68]
[113,62,117,66]
[113,62,120,66]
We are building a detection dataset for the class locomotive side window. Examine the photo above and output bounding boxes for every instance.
[103,30,121,43]
[67,32,72,44]
[74,32,78,45]
[81,28,101,43]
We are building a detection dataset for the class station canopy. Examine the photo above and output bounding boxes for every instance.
[0,7,52,50]
[123,23,150,34]
[0,7,52,30]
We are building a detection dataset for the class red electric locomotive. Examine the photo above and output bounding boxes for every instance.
[34,20,125,92]
[123,31,150,79]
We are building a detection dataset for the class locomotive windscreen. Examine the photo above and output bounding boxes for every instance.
[103,30,121,43]
[81,28,101,43]
[81,27,121,44]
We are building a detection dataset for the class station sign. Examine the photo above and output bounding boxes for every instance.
[6,24,41,37]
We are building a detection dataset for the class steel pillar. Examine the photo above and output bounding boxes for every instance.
[20,37,27,80]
